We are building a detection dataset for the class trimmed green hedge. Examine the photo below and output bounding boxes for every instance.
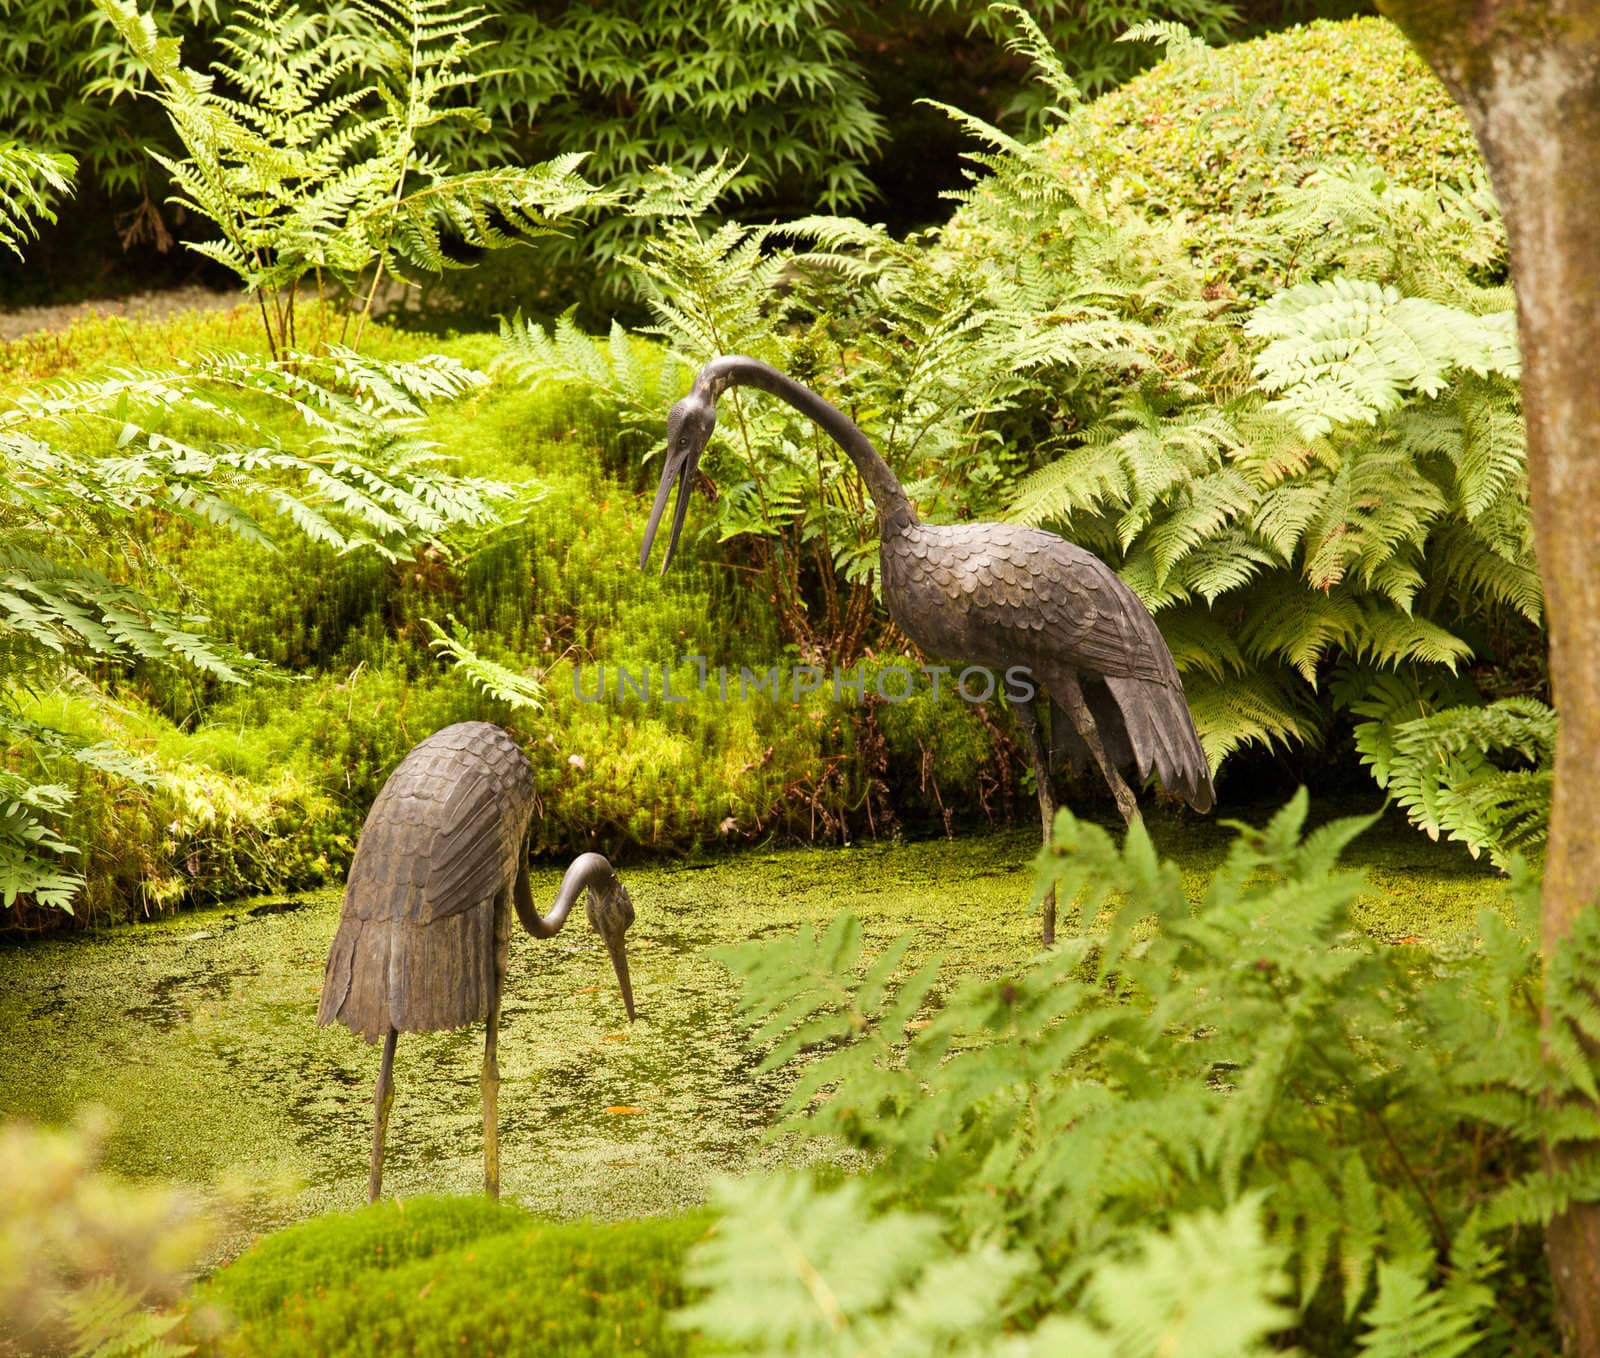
[951,17,1485,271]
[1054,17,1479,222]
[191,1197,710,1357]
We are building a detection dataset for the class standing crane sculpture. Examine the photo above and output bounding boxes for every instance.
[317,721,636,1201]
[640,356,1214,944]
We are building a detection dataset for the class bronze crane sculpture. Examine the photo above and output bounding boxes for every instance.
[640,356,1214,944]
[317,721,636,1201]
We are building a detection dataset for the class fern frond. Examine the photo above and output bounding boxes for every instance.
[0,769,83,913]
[0,142,77,260]
[1117,21,1208,59]
[1181,667,1316,766]
[424,617,544,712]
[1357,1258,1493,1358]
[1247,278,1519,439]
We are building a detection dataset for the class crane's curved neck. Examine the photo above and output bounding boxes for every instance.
[516,851,613,939]
[695,356,919,536]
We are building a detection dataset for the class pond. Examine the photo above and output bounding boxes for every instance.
[0,810,1508,1255]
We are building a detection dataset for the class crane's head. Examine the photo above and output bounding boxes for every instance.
[585,871,637,1021]
[640,391,716,574]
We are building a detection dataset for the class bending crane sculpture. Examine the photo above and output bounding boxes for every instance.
[318,721,636,1201]
[640,356,1214,943]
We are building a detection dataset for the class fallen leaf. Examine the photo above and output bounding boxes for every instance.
[601,1033,629,1042]
[576,985,604,994]
[604,1105,646,1115]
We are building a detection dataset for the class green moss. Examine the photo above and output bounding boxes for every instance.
[190,1198,709,1357]
[196,1196,534,1320]
[0,305,499,395]
[7,688,334,921]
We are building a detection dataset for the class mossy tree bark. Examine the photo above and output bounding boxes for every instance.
[1375,1,1600,1348]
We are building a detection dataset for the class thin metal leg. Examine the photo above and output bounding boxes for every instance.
[1055,671,1143,828]
[484,889,512,1200]
[1013,695,1059,946]
[483,1002,501,1198]
[368,1028,397,1203]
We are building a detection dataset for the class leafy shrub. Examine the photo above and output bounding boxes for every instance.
[0,338,518,919]
[0,1111,212,1357]
[2,0,888,312]
[92,0,603,356]
[190,1198,710,1358]
[701,792,1579,1349]
[996,17,1483,250]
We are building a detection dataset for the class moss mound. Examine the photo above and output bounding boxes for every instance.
[191,1196,710,1356]
[955,17,1482,238]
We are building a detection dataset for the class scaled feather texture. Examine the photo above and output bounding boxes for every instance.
[883,522,1214,813]
[318,721,534,1042]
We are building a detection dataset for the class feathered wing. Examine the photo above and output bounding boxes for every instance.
[1101,673,1215,812]
[1042,668,1214,813]
[890,524,1214,812]
[1013,531,1214,812]
[318,723,534,1043]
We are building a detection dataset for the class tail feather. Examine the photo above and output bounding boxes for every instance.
[386,904,498,1033]
[318,896,502,1042]
[318,915,393,1044]
[1103,675,1214,813]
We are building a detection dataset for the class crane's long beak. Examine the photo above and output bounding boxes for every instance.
[639,443,699,574]
[605,935,636,1022]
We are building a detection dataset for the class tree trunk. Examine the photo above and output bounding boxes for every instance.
[1375,2,1600,1348]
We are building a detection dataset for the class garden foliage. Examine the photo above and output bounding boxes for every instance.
[505,15,1542,865]
[701,792,1583,1350]
[3,15,1556,922]
[1338,673,1553,869]
[0,143,75,261]
[0,1112,212,1357]
[188,1197,709,1357]
[1,0,1267,308]
[0,335,520,919]
[92,0,603,355]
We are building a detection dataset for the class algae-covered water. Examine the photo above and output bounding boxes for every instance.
[0,813,1509,1248]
